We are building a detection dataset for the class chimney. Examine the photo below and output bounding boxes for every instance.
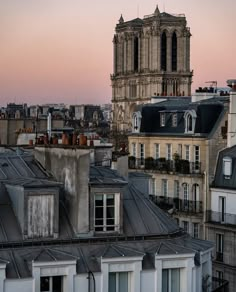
[47,112,52,140]
[227,79,236,147]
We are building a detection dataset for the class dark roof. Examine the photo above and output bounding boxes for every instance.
[212,145,236,189]
[0,149,213,279]
[137,98,225,136]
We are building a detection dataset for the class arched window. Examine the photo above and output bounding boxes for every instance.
[134,37,139,71]
[172,32,177,71]
[161,32,167,71]
[184,110,197,133]
[132,111,142,133]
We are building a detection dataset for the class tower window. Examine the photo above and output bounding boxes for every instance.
[161,32,167,71]
[172,32,177,71]
[134,37,139,71]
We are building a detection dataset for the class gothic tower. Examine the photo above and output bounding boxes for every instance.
[111,6,193,131]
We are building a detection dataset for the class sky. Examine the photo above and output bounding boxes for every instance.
[0,0,235,106]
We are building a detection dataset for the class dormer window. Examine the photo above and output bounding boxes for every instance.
[172,113,177,127]
[132,111,142,133]
[94,193,120,232]
[223,156,232,179]
[184,110,197,133]
[160,113,165,127]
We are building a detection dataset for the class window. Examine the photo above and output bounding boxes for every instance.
[194,145,200,172]
[40,276,63,292]
[95,194,119,232]
[133,37,139,71]
[172,113,177,127]
[184,110,197,133]
[155,143,160,159]
[160,113,165,127]
[178,144,182,158]
[192,184,200,212]
[182,221,188,233]
[216,233,224,262]
[149,178,156,195]
[140,143,145,165]
[162,179,168,197]
[161,32,167,71]
[162,268,180,292]
[193,223,199,238]
[166,144,172,160]
[174,180,179,198]
[171,32,177,72]
[185,145,190,161]
[216,270,224,281]
[131,143,136,157]
[219,197,226,223]
[109,272,129,292]
[182,183,189,209]
[223,156,232,178]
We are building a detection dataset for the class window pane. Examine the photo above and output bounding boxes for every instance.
[107,206,115,219]
[95,207,103,219]
[53,276,62,292]
[107,219,115,226]
[171,269,180,292]
[119,272,128,292]
[95,195,103,206]
[41,277,50,292]
[109,273,116,292]
[162,269,168,292]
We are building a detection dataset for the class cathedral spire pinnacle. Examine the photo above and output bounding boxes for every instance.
[119,14,124,24]
[154,4,160,15]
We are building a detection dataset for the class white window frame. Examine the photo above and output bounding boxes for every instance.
[160,113,165,127]
[166,144,172,160]
[131,143,136,157]
[94,193,120,232]
[216,233,224,255]
[109,272,130,292]
[149,178,156,195]
[182,221,188,233]
[185,145,190,161]
[162,268,180,292]
[40,276,63,292]
[193,223,199,238]
[140,143,145,165]
[155,143,160,159]
[162,179,168,197]
[174,180,179,198]
[172,113,177,127]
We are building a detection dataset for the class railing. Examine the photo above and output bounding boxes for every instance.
[149,195,203,213]
[129,157,201,174]
[215,252,224,262]
[206,210,236,225]
[212,277,229,292]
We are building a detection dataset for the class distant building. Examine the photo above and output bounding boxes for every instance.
[111,6,192,131]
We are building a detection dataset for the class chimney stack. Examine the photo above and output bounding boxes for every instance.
[227,79,236,147]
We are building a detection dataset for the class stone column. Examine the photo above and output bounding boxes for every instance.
[123,39,127,73]
[152,32,158,71]
[157,33,161,71]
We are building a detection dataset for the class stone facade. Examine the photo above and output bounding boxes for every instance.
[111,6,193,131]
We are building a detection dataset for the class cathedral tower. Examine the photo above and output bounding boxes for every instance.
[111,6,193,131]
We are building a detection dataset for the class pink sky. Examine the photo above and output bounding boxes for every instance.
[0,0,235,106]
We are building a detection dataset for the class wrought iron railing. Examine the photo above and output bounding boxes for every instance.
[149,195,203,213]
[206,210,236,225]
[129,157,201,174]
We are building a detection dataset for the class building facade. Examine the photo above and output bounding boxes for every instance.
[111,6,193,131]
[128,95,228,241]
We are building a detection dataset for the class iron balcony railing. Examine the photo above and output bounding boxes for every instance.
[212,277,229,292]
[149,195,203,213]
[206,210,236,225]
[129,157,201,174]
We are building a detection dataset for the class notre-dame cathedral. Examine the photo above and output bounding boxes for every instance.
[111,5,192,131]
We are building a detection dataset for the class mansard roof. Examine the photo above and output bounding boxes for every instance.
[133,97,226,136]
[212,145,236,190]
[0,147,213,279]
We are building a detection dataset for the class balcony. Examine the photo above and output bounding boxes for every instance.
[206,210,236,226]
[129,157,201,174]
[149,195,203,213]
[212,277,229,292]
[215,252,224,262]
